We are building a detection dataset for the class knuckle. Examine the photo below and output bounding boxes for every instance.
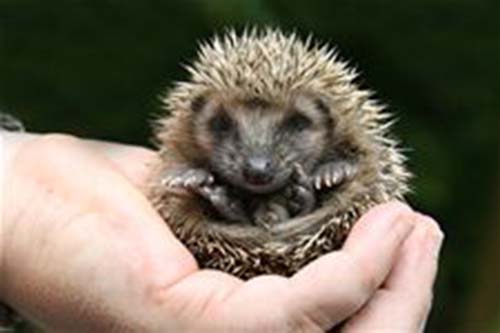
[356,267,379,296]
[362,201,412,224]
[339,253,378,305]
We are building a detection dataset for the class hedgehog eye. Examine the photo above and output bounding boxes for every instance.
[190,95,207,113]
[209,113,234,134]
[283,113,312,132]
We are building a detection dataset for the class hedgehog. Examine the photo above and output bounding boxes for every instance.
[147,28,410,279]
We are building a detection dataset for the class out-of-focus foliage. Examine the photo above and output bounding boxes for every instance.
[0,1,498,332]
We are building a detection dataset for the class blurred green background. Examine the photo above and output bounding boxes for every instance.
[1,0,498,331]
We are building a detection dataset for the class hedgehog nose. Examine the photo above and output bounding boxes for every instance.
[243,156,274,185]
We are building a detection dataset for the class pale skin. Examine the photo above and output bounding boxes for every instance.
[0,132,444,332]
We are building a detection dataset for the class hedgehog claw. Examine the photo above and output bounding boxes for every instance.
[315,176,322,190]
[325,175,332,188]
[313,160,357,190]
[162,167,214,190]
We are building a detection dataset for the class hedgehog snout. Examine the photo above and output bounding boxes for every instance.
[242,155,274,186]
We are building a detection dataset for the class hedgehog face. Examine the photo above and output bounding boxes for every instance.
[192,94,329,194]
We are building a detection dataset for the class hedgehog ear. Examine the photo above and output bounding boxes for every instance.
[190,95,207,113]
[312,96,331,116]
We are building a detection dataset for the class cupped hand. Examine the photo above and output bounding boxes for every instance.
[1,133,443,332]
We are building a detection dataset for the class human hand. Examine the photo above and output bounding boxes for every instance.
[340,206,443,332]
[1,133,443,332]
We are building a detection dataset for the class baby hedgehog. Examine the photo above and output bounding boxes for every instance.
[148,28,410,279]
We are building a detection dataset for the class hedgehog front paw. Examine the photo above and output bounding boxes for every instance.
[286,164,316,216]
[161,167,214,190]
[198,185,249,223]
[286,184,316,217]
[312,160,357,190]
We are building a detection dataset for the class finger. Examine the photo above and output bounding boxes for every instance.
[83,139,159,187]
[342,214,444,332]
[288,202,416,330]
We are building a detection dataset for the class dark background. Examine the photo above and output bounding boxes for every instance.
[1,1,498,331]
